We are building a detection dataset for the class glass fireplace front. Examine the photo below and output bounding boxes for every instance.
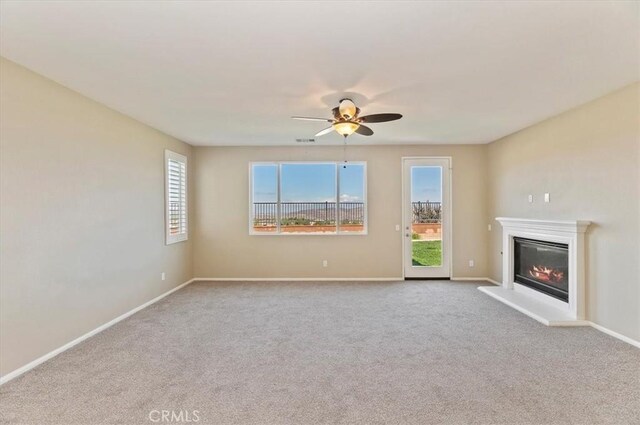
[513,237,569,302]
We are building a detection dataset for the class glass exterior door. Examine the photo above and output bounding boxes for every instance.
[403,158,451,278]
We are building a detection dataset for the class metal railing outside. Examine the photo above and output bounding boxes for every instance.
[252,202,365,226]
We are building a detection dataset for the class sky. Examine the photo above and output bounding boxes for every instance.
[252,163,364,203]
[253,163,441,203]
[411,166,442,202]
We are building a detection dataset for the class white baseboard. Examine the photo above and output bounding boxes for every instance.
[197,277,502,284]
[451,277,489,281]
[193,277,404,282]
[0,278,195,386]
[451,277,501,286]
[589,322,640,349]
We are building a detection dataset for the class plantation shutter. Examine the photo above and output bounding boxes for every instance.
[165,150,188,244]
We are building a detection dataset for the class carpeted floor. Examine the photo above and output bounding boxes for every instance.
[1,280,639,425]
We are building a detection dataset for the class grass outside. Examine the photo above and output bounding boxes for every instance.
[412,240,442,266]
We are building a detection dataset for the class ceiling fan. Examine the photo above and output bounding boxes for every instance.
[292,98,402,138]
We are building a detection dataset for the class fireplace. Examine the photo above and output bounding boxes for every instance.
[478,218,591,326]
[514,237,569,302]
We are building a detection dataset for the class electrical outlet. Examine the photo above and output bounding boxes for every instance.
[528,194,533,203]
[161,272,166,281]
[468,260,475,267]
[322,260,328,268]
[488,224,492,231]
[395,224,400,231]
[544,193,550,203]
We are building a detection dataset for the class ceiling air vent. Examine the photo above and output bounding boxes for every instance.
[295,138,315,143]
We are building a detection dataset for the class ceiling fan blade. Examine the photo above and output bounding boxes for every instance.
[292,116,333,122]
[314,127,335,137]
[359,113,402,123]
[355,124,374,136]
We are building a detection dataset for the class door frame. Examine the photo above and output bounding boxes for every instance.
[401,157,453,279]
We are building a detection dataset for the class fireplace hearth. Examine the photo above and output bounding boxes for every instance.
[514,237,569,302]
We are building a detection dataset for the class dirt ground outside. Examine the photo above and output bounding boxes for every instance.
[253,224,364,233]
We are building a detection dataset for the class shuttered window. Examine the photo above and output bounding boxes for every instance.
[165,150,188,244]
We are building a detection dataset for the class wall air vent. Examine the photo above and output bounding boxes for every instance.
[295,138,315,143]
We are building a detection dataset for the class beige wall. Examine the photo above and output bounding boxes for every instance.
[0,58,193,376]
[487,82,640,341]
[193,145,489,279]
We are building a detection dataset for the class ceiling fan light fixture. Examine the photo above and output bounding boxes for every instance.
[333,121,360,137]
[338,98,357,120]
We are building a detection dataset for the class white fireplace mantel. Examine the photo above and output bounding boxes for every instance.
[479,217,592,326]
[492,217,591,234]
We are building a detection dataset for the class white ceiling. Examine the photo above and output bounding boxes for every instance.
[1,1,638,146]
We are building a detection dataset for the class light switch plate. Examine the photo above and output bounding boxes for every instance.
[544,193,550,203]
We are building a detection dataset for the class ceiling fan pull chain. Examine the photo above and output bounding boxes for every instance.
[343,139,348,168]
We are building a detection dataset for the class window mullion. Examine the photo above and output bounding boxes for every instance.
[335,163,340,234]
[276,163,281,234]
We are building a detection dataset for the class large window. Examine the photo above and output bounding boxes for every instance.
[165,150,188,244]
[250,162,367,235]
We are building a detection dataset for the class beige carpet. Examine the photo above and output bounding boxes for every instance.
[1,280,639,425]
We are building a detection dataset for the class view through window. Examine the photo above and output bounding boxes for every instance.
[251,162,366,234]
[411,166,442,266]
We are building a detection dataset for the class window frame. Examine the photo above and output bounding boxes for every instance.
[248,161,368,236]
[165,150,188,245]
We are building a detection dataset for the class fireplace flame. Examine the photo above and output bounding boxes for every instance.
[528,265,564,283]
